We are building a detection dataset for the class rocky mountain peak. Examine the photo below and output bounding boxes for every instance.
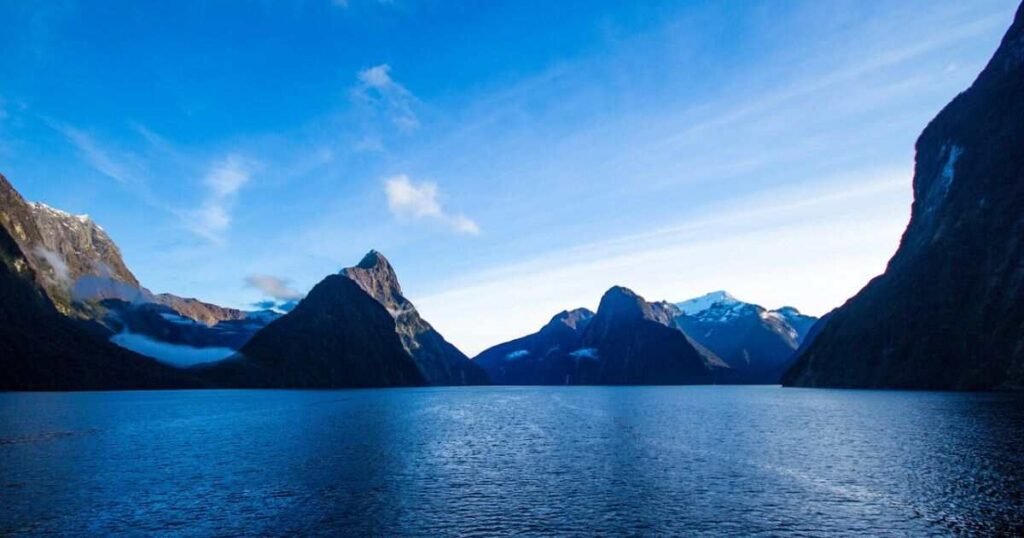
[542,308,595,332]
[343,250,404,311]
[597,286,648,319]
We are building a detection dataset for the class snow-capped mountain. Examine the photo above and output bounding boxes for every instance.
[676,290,741,316]
[674,291,818,383]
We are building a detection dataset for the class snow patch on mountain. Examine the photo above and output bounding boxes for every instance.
[676,290,739,315]
[505,350,530,361]
[569,348,599,360]
[30,202,98,229]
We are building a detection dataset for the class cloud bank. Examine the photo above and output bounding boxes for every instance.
[110,332,236,367]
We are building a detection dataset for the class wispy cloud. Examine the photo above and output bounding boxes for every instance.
[244,274,304,301]
[188,155,255,242]
[56,125,139,185]
[384,174,480,235]
[32,246,71,287]
[353,64,419,133]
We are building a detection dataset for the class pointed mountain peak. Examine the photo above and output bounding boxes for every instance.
[597,285,652,321]
[342,250,406,313]
[356,249,392,271]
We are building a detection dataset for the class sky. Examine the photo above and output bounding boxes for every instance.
[0,0,1018,355]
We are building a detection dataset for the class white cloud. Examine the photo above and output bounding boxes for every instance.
[110,332,236,367]
[57,126,137,185]
[244,274,304,301]
[188,155,254,242]
[354,64,419,133]
[384,174,480,235]
[32,246,71,287]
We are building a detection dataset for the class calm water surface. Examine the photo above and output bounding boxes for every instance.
[0,386,1022,536]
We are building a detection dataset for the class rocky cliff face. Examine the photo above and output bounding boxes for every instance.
[151,293,253,326]
[783,5,1024,390]
[473,308,595,384]
[342,251,489,385]
[675,293,817,384]
[30,201,140,301]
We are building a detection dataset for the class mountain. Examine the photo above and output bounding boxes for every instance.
[0,182,198,390]
[476,286,727,385]
[0,175,280,366]
[577,286,727,384]
[199,251,486,387]
[473,308,595,384]
[674,291,818,383]
[783,6,1024,390]
[197,273,426,388]
[342,251,489,385]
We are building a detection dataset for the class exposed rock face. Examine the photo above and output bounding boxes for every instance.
[30,201,140,301]
[0,175,59,296]
[674,293,817,384]
[151,293,253,326]
[473,308,595,384]
[783,5,1024,390]
[342,251,489,385]
[0,206,198,390]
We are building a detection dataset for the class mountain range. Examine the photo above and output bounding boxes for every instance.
[1,5,1021,391]
[474,289,816,385]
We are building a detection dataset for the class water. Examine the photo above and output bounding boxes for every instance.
[0,386,1022,536]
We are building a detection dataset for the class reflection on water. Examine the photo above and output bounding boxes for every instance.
[0,386,1022,535]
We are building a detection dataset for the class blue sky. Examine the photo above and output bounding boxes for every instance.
[0,0,1017,354]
